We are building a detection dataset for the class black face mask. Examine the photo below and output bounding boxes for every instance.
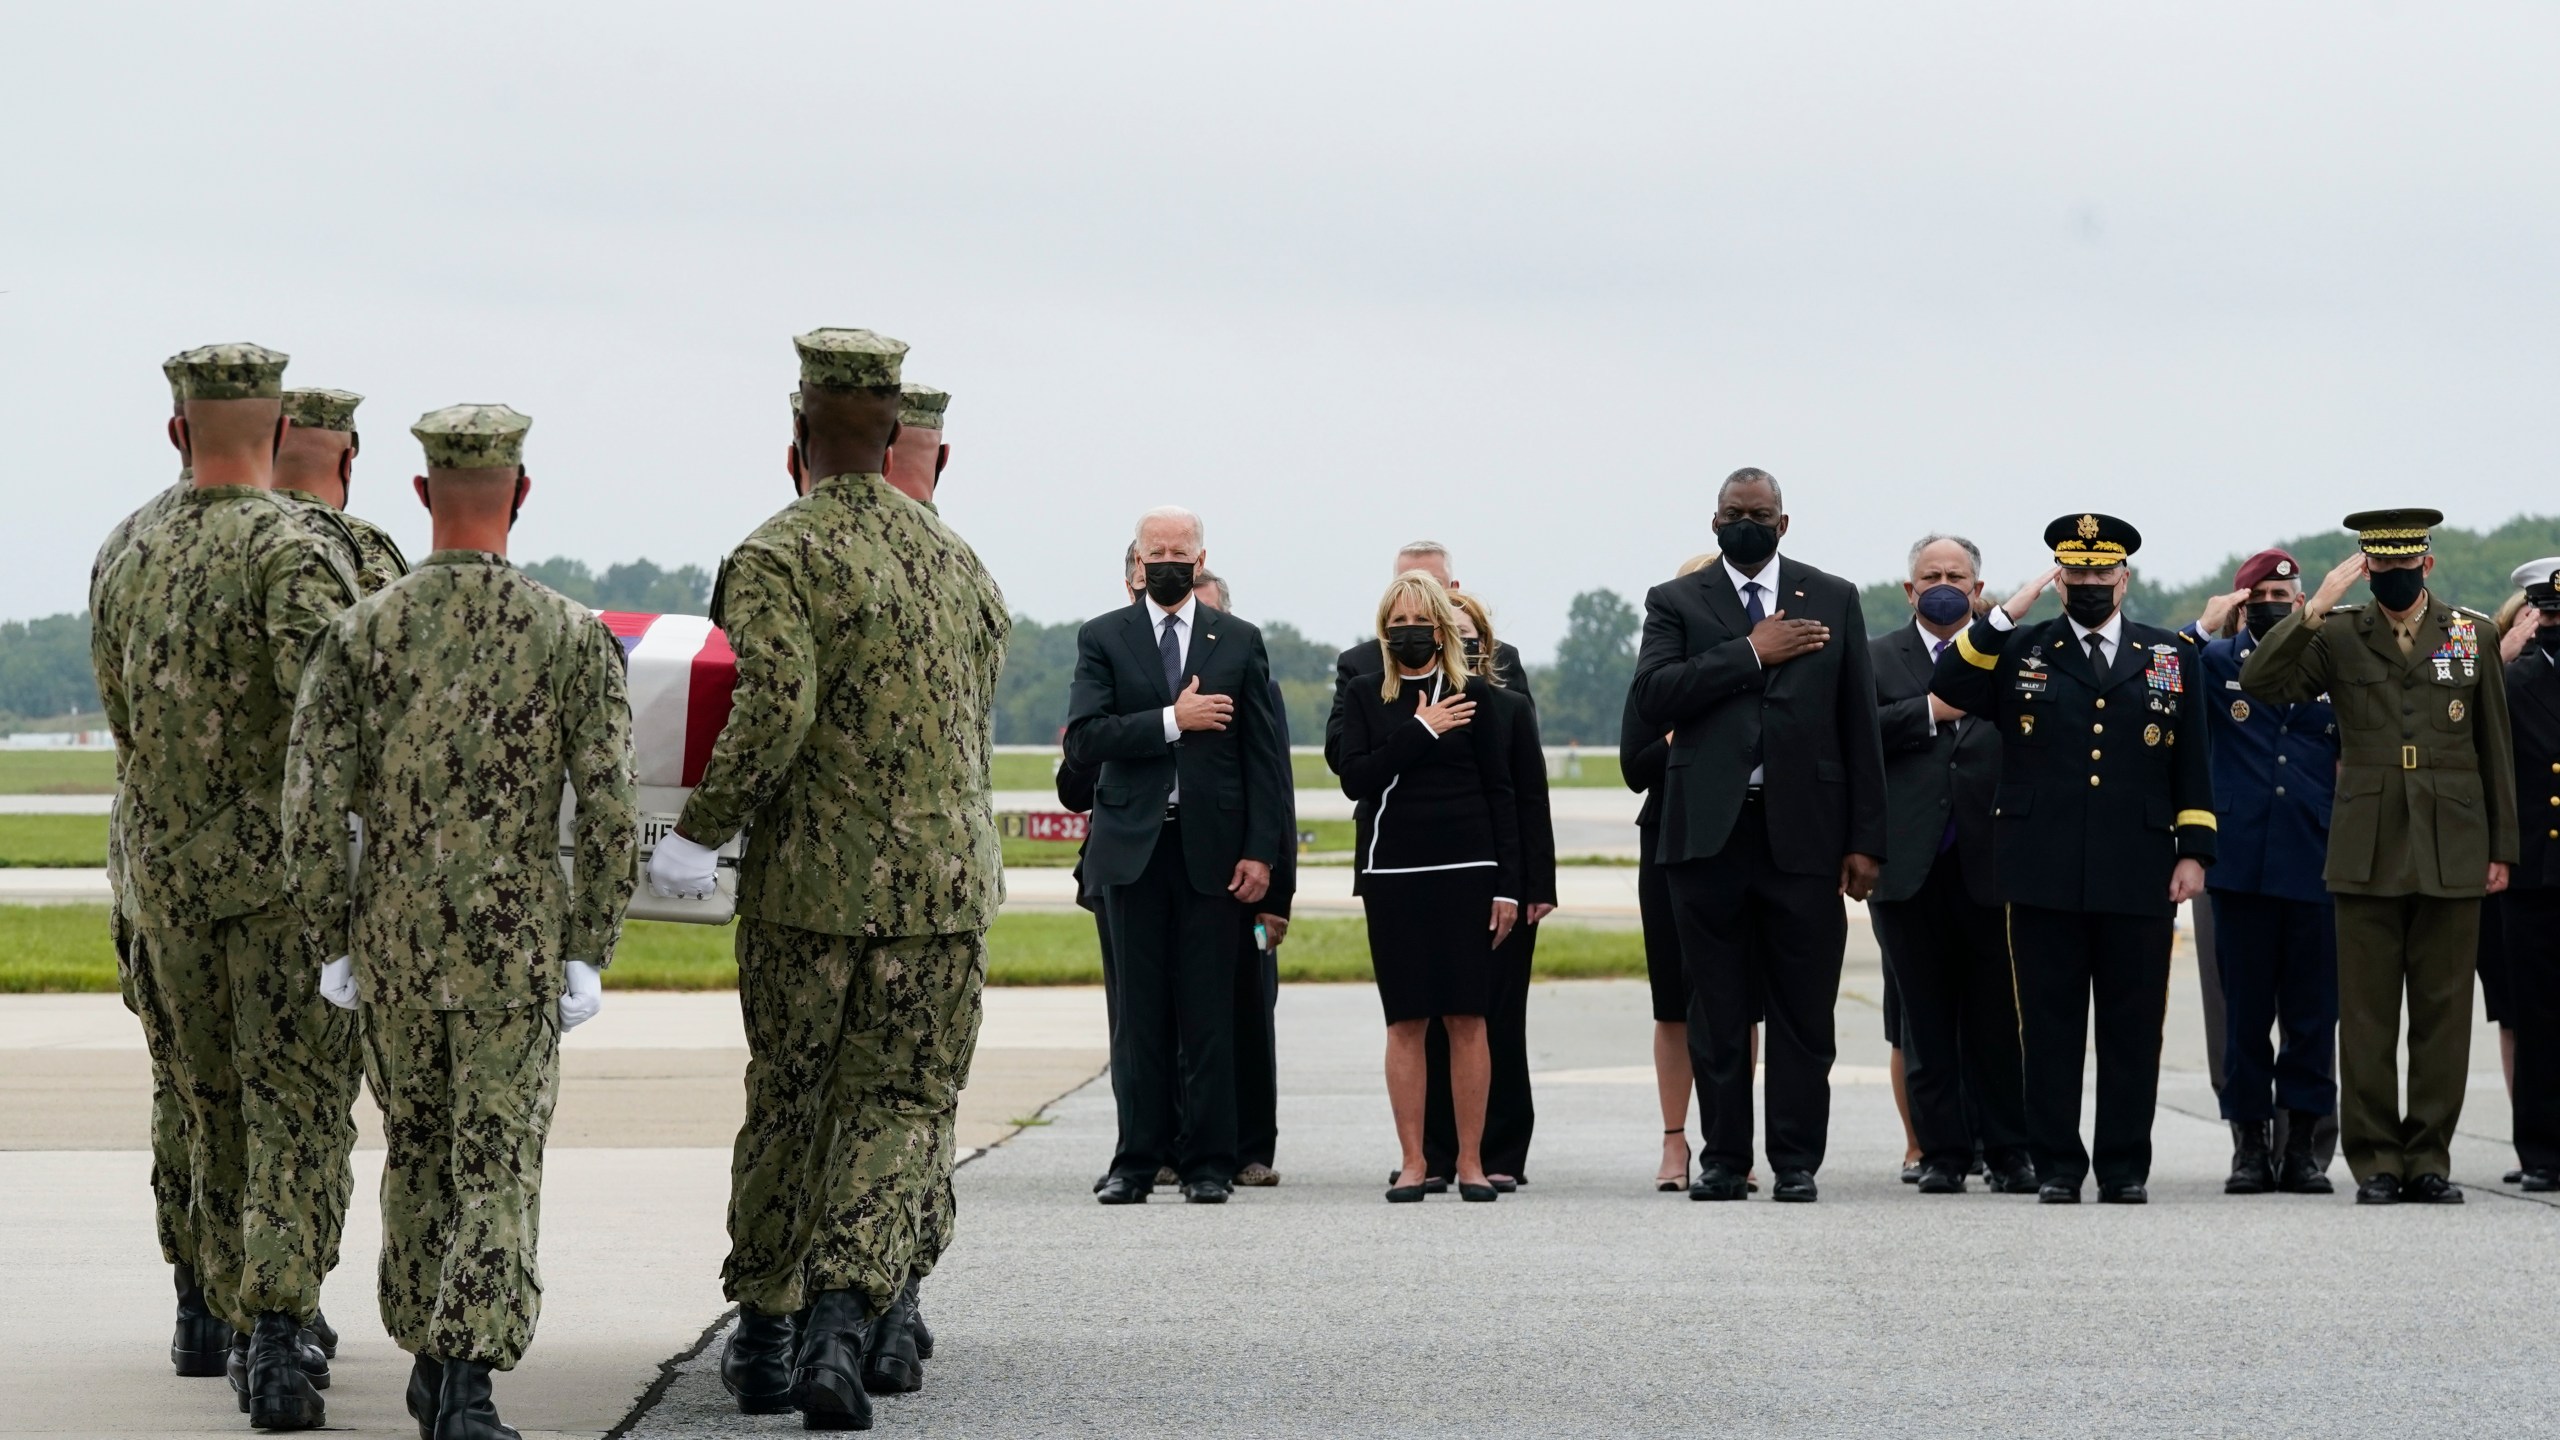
[2061,582,2118,629]
[2244,600,2294,639]
[2535,627,2560,658]
[1384,625,1440,670]
[1461,636,1483,663]
[1714,518,1780,570]
[1143,560,1194,608]
[2367,565,2425,613]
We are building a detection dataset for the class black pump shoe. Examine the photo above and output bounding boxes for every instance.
[406,1353,445,1440]
[792,1289,878,1431]
[861,1284,924,1395]
[247,1312,327,1431]
[169,1264,230,1377]
[1458,1182,1498,1202]
[434,1357,519,1440]
[722,1308,799,1414]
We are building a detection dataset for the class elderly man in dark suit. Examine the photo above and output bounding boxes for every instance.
[1868,533,2033,1195]
[1067,507,1292,1205]
[1631,467,1890,1204]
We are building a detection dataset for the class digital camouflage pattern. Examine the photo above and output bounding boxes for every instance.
[898,383,949,432]
[284,551,639,1010]
[794,327,907,390]
[365,1001,559,1368]
[172,341,290,401]
[135,905,361,1331]
[722,922,984,1315]
[276,489,410,595]
[409,403,531,470]
[677,473,1008,937]
[280,387,363,432]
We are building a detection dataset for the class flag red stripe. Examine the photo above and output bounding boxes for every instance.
[684,624,736,787]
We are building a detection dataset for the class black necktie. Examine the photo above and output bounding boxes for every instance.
[1161,614,1183,696]
[2084,632,2107,685]
[1744,581,1766,625]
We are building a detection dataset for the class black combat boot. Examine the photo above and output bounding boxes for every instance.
[860,1284,923,1395]
[792,1289,879,1430]
[305,1308,338,1359]
[721,1307,798,1414]
[169,1265,231,1377]
[406,1353,445,1440]
[2224,1121,2274,1194]
[230,1318,332,1413]
[905,1279,934,1361]
[246,1312,327,1431]
[434,1357,520,1440]
[2275,1109,2334,1193]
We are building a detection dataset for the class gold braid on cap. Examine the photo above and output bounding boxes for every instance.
[2053,539,2129,568]
[2358,526,2431,557]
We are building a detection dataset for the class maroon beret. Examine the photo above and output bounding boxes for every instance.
[2234,548,2299,591]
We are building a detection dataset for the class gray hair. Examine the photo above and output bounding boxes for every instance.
[1195,568,1230,612]
[1134,505,1206,551]
[1907,532,1983,577]
[1718,467,1783,510]
[1395,540,1450,569]
[1122,540,1141,583]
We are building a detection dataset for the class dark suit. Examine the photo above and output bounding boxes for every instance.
[1066,599,1292,1184]
[2499,647,2560,1177]
[1868,620,2027,1174]
[1631,555,1889,1176]
[1237,685,1297,1172]
[1932,611,2216,1190]
[1329,639,1530,775]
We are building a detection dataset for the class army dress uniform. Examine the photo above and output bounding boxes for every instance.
[2240,510,2518,1198]
[1931,514,2216,1200]
[88,344,370,1357]
[2489,558,2560,1188]
[674,332,1007,1356]
[283,403,639,1375]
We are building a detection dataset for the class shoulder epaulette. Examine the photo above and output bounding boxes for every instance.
[2329,604,2364,615]
[2458,606,2497,622]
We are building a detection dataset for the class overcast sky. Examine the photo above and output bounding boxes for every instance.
[7,1,2556,658]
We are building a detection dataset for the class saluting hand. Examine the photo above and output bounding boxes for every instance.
[2196,588,2249,637]
[1749,610,1830,665]
[2308,552,2367,617]
[2001,566,2062,624]
[1173,677,1233,733]
[2501,612,2541,664]
[1416,691,1476,734]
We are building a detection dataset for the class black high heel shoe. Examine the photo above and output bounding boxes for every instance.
[1657,1128,1689,1192]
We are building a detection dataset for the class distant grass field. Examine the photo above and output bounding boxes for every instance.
[0,905,1644,992]
[994,750,1625,792]
[0,814,108,867]
[0,750,118,795]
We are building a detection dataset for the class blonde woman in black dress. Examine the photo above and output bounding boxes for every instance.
[1330,572,1523,1203]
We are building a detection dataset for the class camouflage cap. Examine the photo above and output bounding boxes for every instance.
[794,328,907,390]
[160,353,189,405]
[173,342,290,401]
[899,384,949,433]
[282,388,363,432]
[411,403,532,469]
[789,389,803,415]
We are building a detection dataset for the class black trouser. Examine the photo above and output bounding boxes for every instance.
[2008,903,2172,1189]
[2207,890,2339,1124]
[1869,846,2027,1173]
[1665,794,1845,1176]
[1234,922,1281,1170]
[2500,887,2560,1175]
[1423,919,1539,1179]
[1102,815,1240,1184]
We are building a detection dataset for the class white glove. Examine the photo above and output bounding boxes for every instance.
[559,959,604,1031]
[319,956,359,1011]
[647,831,721,899]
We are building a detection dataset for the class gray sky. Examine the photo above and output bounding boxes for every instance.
[8,1,2557,658]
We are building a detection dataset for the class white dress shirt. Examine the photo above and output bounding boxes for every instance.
[1916,617,1964,734]
[1151,593,1198,802]
[1727,555,1781,784]
[1985,602,2123,669]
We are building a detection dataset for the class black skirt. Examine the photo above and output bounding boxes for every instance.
[1364,867,1497,1023]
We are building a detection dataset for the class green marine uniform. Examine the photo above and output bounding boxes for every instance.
[284,403,638,1369]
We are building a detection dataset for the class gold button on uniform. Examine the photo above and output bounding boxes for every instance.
[2096,699,2107,710]
[2089,775,2102,787]
[2092,724,2104,735]
[2090,749,2103,760]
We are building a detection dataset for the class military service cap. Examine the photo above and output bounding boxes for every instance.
[2233,548,2298,592]
[794,328,907,390]
[173,342,290,401]
[411,403,532,469]
[899,384,949,432]
[2512,556,2560,612]
[2045,512,2140,570]
[161,353,189,405]
[789,389,803,415]
[2343,508,2442,558]
[282,388,363,432]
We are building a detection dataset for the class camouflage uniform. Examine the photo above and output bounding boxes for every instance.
[284,405,638,1369]
[279,491,409,595]
[680,354,1006,1318]
[91,376,369,1333]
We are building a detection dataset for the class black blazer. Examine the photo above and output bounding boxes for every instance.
[1486,683,1558,908]
[1629,556,1890,874]
[1870,622,2002,906]
[1329,671,1524,900]
[1929,613,2216,917]
[1065,601,1292,899]
[1329,639,1531,774]
[1056,752,1102,915]
[2505,650,2560,889]
[1620,685,1670,832]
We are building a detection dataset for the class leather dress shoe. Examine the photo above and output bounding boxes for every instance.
[1689,1162,1747,1201]
[860,1285,924,1395]
[1915,1162,1965,1195]
[2225,1121,2274,1194]
[2355,1173,2401,1205]
[434,1357,518,1440]
[2098,1182,2148,1205]
[2522,1170,2560,1193]
[1988,1158,2040,1195]
[169,1264,230,1377]
[1182,1177,1232,1204]
[2038,1180,2081,1204]
[721,1307,798,1414]
[1094,1172,1151,1205]
[407,1353,444,1440]
[2404,1173,2463,1204]
[792,1289,879,1431]
[1234,1162,1281,1186]
[2504,1167,2526,1185]
[1771,1170,1819,1203]
[247,1312,328,1431]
